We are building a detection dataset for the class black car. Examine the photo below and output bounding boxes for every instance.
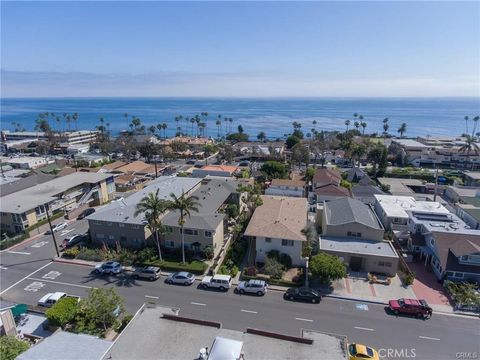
[78,208,95,220]
[284,287,321,303]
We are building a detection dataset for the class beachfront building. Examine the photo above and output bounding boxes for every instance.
[244,195,308,266]
[1,130,98,146]
[0,172,114,234]
[265,178,306,198]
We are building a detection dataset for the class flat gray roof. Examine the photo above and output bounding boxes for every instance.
[161,177,240,230]
[0,172,113,214]
[320,236,398,258]
[18,331,111,360]
[102,305,348,360]
[88,176,202,225]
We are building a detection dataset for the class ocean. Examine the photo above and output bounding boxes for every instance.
[1,97,479,139]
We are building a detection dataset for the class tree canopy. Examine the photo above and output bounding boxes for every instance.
[309,253,347,284]
[261,161,288,179]
[0,337,29,360]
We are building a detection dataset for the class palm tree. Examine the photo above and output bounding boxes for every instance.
[471,116,480,138]
[168,191,201,264]
[162,123,168,138]
[157,123,163,138]
[224,117,229,135]
[354,121,360,131]
[134,189,170,261]
[257,131,266,142]
[72,112,79,131]
[397,123,407,138]
[201,112,209,138]
[360,121,367,136]
[312,119,317,132]
[382,118,389,137]
[345,120,350,132]
[216,120,222,139]
[464,116,469,135]
[228,118,233,134]
[148,125,156,135]
[174,116,181,135]
[460,135,480,169]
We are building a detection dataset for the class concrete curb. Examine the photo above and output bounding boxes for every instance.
[52,258,96,267]
[323,294,388,305]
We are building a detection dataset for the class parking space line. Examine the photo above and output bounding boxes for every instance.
[0,262,53,295]
[419,336,440,341]
[0,266,8,270]
[145,295,159,299]
[354,326,375,332]
[7,251,31,255]
[191,302,206,306]
[28,277,95,290]
[240,309,258,314]
[295,317,313,322]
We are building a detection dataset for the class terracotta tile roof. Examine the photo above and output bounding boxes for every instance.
[270,178,305,187]
[115,161,155,175]
[101,160,126,171]
[200,165,239,173]
[244,195,307,241]
[313,168,342,187]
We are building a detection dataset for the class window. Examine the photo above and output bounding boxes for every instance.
[205,231,212,237]
[454,272,464,278]
[184,229,198,236]
[265,237,272,243]
[378,261,384,266]
[166,226,173,233]
[108,235,115,240]
[430,238,435,246]
[107,222,113,227]
[96,234,105,239]
[131,224,140,229]
[281,239,294,247]
[165,240,175,248]
[347,231,361,238]
[119,223,125,228]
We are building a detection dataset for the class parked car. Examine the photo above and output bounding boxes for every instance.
[235,279,268,296]
[45,222,67,234]
[165,271,196,286]
[348,343,379,360]
[201,274,232,291]
[77,208,96,220]
[38,292,80,307]
[132,266,161,281]
[62,233,88,249]
[94,261,123,275]
[388,298,432,318]
[283,287,321,303]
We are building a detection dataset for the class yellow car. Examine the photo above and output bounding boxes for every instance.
[348,343,379,360]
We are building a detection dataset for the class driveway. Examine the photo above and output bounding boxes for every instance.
[409,261,452,307]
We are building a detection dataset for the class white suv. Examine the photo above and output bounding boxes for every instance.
[236,279,268,296]
[201,274,232,291]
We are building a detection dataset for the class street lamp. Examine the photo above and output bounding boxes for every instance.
[305,256,309,288]
[45,203,60,258]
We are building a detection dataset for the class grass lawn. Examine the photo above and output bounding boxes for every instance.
[145,258,207,274]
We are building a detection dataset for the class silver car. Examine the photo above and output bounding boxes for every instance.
[165,271,195,286]
[236,279,268,296]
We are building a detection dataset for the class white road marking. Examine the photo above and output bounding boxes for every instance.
[354,326,375,332]
[0,266,8,270]
[28,277,95,290]
[419,336,440,341]
[191,302,206,306]
[295,317,313,322]
[24,281,45,292]
[42,271,62,280]
[0,262,52,295]
[145,295,159,299]
[60,229,74,235]
[31,241,49,248]
[7,251,31,255]
[240,309,258,314]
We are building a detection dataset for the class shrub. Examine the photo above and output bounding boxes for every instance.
[279,253,292,269]
[62,248,80,259]
[218,265,229,275]
[116,249,136,266]
[229,265,239,277]
[76,248,104,262]
[46,297,79,328]
[202,245,214,260]
[114,313,133,333]
[405,273,415,286]
[0,336,29,360]
[266,250,281,262]
[264,257,284,279]
[136,247,156,263]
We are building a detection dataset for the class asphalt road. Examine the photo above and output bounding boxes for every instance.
[1,260,478,360]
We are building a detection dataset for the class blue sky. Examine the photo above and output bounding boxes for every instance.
[1,1,479,97]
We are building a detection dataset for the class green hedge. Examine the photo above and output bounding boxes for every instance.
[145,259,207,274]
[0,233,29,250]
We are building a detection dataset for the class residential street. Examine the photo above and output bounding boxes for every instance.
[1,258,478,360]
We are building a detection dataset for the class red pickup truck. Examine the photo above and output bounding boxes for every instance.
[389,298,433,318]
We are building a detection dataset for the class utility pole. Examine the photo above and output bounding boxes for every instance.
[45,204,60,258]
[154,158,158,178]
[305,257,310,288]
[433,167,439,202]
